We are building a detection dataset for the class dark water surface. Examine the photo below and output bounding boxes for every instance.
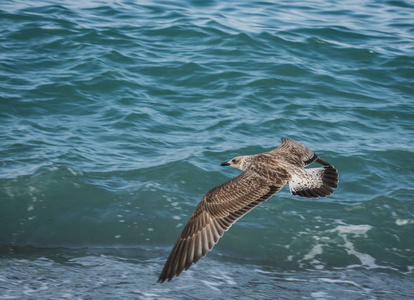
[1,0,413,299]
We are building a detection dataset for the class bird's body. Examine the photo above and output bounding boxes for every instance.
[158,137,338,282]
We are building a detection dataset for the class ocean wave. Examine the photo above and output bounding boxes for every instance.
[1,160,413,274]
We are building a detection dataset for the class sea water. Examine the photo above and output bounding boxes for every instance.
[1,0,413,299]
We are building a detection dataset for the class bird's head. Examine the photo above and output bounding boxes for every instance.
[220,156,249,171]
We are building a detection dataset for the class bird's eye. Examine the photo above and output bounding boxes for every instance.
[232,159,236,163]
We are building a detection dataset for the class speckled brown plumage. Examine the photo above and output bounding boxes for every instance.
[158,137,338,282]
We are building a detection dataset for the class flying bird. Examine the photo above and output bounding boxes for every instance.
[158,137,338,282]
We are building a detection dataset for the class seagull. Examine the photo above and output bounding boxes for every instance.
[158,137,338,282]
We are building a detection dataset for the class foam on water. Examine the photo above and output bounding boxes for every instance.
[326,224,381,271]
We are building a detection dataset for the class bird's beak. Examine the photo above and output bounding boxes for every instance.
[220,162,230,166]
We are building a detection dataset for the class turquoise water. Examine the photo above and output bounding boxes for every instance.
[1,0,414,298]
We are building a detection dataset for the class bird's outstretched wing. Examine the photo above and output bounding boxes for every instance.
[158,171,282,282]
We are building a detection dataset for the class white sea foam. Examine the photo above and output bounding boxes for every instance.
[201,280,222,292]
[396,219,413,226]
[303,244,323,261]
[316,277,371,293]
[311,291,330,299]
[132,290,160,298]
[210,273,237,285]
[328,224,380,269]
[328,224,372,235]
[67,167,78,176]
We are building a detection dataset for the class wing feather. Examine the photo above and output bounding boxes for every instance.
[271,137,319,167]
[158,171,282,282]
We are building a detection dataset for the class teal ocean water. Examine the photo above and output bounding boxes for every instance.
[1,0,414,298]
